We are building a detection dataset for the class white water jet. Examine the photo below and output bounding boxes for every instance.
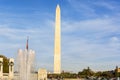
[18,49,35,80]
[17,37,35,80]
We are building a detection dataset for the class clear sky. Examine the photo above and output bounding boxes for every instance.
[0,0,120,72]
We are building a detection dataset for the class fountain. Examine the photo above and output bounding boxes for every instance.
[17,38,35,80]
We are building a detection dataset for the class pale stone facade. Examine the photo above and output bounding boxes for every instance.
[38,69,47,80]
[0,58,3,80]
[54,4,61,74]
[9,58,14,80]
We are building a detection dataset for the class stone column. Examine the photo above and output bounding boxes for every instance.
[0,58,3,80]
[38,68,47,80]
[9,58,14,80]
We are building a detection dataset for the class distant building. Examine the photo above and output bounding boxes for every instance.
[115,66,120,73]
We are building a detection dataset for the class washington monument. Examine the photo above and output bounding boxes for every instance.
[54,4,61,74]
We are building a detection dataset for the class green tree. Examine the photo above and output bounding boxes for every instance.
[101,71,114,78]
[78,67,95,78]
[94,71,102,77]
[61,72,77,78]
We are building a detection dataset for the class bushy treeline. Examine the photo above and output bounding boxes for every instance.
[0,55,9,73]
[48,67,118,79]
[48,72,77,79]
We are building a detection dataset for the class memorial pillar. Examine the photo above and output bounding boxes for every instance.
[0,58,3,80]
[9,58,14,80]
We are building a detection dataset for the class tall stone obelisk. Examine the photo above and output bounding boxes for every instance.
[54,4,61,74]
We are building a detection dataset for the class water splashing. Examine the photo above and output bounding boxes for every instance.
[18,49,35,80]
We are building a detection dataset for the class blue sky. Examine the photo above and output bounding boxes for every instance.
[0,0,120,72]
